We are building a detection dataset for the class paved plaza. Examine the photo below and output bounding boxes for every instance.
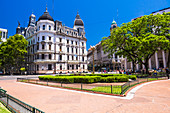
[0,79,170,113]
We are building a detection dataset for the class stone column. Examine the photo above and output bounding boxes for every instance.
[136,64,139,70]
[149,58,152,69]
[131,62,133,70]
[162,50,166,68]
[155,52,159,69]
[125,58,127,70]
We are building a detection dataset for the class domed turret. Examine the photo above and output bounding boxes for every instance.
[28,13,36,27]
[38,7,54,21]
[110,19,117,32]
[73,11,84,29]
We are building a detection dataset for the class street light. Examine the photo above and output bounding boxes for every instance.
[90,45,96,74]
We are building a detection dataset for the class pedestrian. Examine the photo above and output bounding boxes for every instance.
[165,67,169,79]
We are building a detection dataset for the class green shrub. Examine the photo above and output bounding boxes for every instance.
[128,75,137,80]
[39,75,129,83]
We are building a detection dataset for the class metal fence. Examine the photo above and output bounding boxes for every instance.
[0,88,44,113]
[17,76,168,96]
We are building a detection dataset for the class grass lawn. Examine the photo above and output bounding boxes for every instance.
[0,102,11,113]
[86,86,122,94]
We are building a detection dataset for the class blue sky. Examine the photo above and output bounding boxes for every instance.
[0,0,169,49]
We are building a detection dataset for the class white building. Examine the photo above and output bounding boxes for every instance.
[17,8,88,74]
[0,28,8,43]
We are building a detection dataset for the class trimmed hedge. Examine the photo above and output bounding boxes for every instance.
[38,75,131,83]
[128,75,137,80]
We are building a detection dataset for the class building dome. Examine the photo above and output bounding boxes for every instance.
[112,20,116,25]
[38,7,54,21]
[74,12,84,26]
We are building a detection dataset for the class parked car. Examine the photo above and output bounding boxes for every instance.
[0,71,3,75]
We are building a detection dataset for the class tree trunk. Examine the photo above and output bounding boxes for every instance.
[144,61,149,74]
[132,61,136,73]
[167,50,170,68]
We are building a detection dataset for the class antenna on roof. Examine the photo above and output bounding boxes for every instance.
[52,0,54,17]
[117,8,118,26]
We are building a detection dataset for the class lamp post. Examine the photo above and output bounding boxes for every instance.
[90,45,96,74]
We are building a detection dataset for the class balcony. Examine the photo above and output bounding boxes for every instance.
[35,50,54,54]
[34,59,56,63]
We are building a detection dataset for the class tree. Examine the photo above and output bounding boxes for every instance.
[102,13,170,74]
[0,31,2,43]
[0,34,28,74]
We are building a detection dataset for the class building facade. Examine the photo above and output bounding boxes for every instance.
[17,8,88,74]
[0,28,8,43]
[87,19,124,72]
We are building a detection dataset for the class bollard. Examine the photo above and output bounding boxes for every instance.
[61,81,62,87]
[81,83,83,90]
[47,80,48,86]
[111,85,112,94]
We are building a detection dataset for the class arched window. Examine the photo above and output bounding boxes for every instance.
[43,25,45,30]
[49,25,51,30]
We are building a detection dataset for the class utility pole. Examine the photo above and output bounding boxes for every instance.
[90,46,95,74]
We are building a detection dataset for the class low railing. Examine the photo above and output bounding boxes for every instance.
[17,76,168,96]
[0,88,44,113]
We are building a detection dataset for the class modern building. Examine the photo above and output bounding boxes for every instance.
[16,7,88,74]
[87,19,124,72]
[0,28,8,43]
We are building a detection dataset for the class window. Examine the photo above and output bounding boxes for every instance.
[82,57,84,61]
[72,48,73,53]
[60,65,62,70]
[43,25,45,30]
[76,56,78,60]
[67,47,69,53]
[49,25,51,30]
[76,65,78,69]
[37,65,39,71]
[72,65,74,69]
[67,31,69,34]
[59,55,62,60]
[71,41,73,44]
[82,42,84,46]
[39,26,40,30]
[76,41,77,45]
[38,37,39,41]
[37,54,39,59]
[42,44,45,49]
[76,48,77,54]
[67,55,69,60]
[49,54,51,59]
[82,49,84,54]
[60,46,62,51]
[48,64,52,70]
[59,38,62,42]
[83,65,85,69]
[72,56,74,60]
[49,36,51,40]
[42,36,45,40]
[42,54,45,59]
[3,32,5,38]
[37,44,39,50]
[67,40,69,44]
[67,65,69,70]
[49,45,51,50]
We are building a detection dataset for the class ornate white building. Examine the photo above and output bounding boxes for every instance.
[16,8,88,74]
[0,28,8,43]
